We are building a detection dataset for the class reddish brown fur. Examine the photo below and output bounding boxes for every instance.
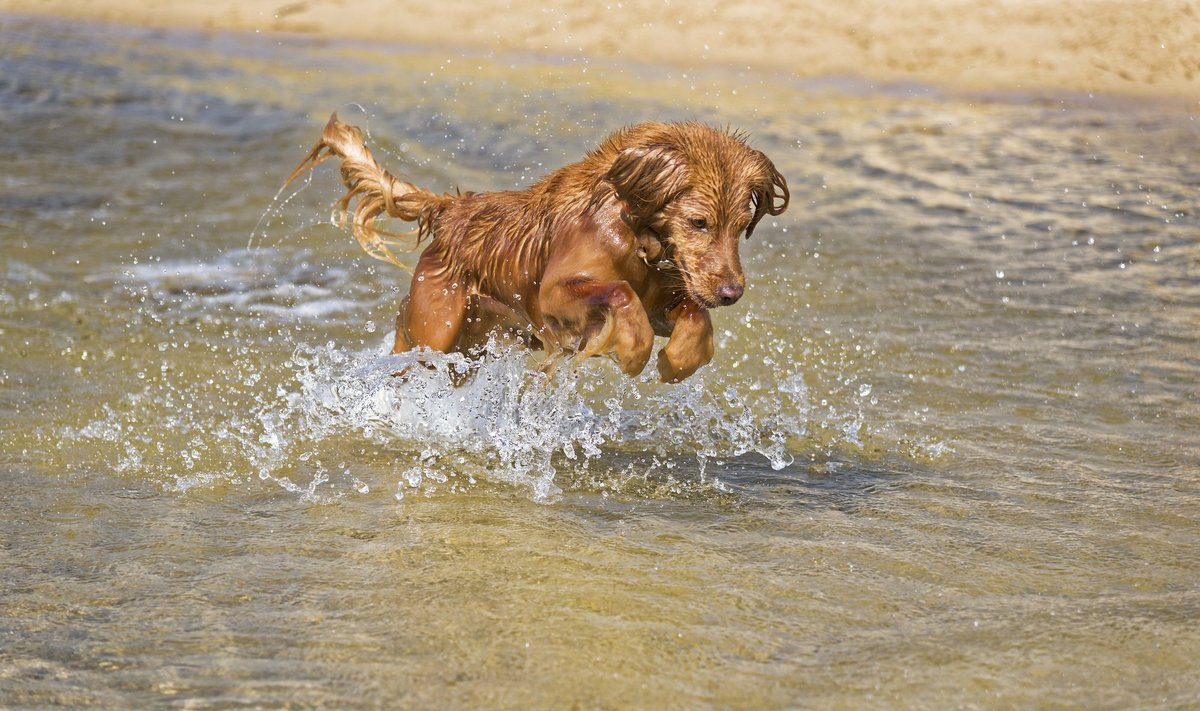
[287,115,788,382]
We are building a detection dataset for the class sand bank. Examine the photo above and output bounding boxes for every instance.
[3,0,1198,100]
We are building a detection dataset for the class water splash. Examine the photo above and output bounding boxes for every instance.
[50,330,826,502]
[256,338,813,501]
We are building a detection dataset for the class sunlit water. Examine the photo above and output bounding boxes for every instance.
[2,14,1199,708]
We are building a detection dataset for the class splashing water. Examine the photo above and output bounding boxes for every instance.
[57,327,820,502]
[250,337,814,501]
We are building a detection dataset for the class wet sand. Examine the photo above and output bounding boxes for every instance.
[4,0,1198,101]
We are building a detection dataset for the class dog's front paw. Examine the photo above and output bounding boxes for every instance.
[656,342,710,383]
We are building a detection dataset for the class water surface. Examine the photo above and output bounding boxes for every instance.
[2,14,1199,708]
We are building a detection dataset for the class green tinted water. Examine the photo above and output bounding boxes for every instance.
[2,14,1198,708]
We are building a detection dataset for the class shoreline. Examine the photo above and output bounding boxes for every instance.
[3,1,1198,103]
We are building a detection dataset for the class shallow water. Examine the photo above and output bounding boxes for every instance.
[2,14,1199,708]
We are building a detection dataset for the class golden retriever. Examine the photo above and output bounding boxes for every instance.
[287,115,788,382]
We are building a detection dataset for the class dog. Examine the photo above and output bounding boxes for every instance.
[286,115,788,382]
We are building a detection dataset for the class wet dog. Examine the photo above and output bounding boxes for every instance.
[287,115,788,382]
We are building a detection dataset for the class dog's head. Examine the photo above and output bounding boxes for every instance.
[600,122,789,309]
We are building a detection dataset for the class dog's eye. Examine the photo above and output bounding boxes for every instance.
[689,217,708,230]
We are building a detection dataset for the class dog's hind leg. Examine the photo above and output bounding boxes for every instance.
[393,251,468,355]
[391,295,414,353]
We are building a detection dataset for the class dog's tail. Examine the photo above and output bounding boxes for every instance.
[285,113,454,270]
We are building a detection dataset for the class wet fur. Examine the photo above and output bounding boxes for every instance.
[287,115,788,382]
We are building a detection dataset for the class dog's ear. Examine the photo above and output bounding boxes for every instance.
[746,152,789,239]
[601,144,689,225]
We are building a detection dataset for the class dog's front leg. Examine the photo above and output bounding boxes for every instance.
[656,298,714,383]
[540,277,654,377]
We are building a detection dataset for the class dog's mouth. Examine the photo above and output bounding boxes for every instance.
[689,290,719,310]
[672,257,717,310]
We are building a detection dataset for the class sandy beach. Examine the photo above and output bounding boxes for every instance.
[4,0,1198,101]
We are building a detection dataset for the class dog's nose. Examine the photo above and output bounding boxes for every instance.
[716,283,744,305]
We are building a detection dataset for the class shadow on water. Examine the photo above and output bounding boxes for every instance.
[556,445,921,519]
